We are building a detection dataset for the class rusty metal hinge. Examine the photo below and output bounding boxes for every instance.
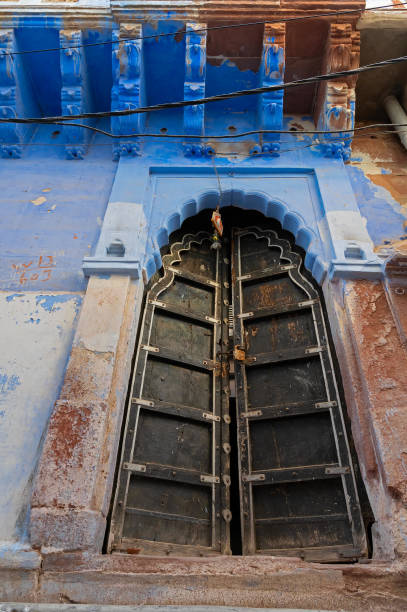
[233,345,246,361]
[123,462,146,473]
[242,473,265,482]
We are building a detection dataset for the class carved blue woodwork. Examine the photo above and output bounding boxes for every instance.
[60,30,94,159]
[0,29,38,158]
[183,23,207,157]
[111,23,145,160]
[317,82,352,160]
[316,26,359,161]
[257,23,285,157]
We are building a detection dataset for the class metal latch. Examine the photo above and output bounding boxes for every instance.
[298,299,319,308]
[238,312,254,319]
[141,344,159,353]
[241,410,263,418]
[205,315,221,324]
[325,466,350,475]
[305,346,325,355]
[315,401,337,409]
[203,412,221,422]
[123,462,146,473]
[134,398,154,407]
[242,473,265,482]
[149,299,166,308]
[200,474,220,484]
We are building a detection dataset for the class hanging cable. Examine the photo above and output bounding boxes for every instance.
[1,3,402,58]
[5,121,407,140]
[0,130,397,148]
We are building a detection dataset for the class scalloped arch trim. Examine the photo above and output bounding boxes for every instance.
[146,189,326,284]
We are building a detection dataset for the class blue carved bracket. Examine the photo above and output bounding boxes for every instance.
[183,23,207,157]
[256,23,285,157]
[60,30,94,159]
[111,23,145,160]
[316,26,360,161]
[0,29,39,158]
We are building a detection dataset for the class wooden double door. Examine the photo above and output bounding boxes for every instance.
[109,225,367,561]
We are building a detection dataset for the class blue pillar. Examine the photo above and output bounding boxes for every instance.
[60,29,94,159]
[183,23,209,158]
[258,23,285,156]
[0,29,39,158]
[111,23,146,160]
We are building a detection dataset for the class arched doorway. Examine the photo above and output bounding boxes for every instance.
[108,208,368,562]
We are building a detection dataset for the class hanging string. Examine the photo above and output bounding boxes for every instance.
[210,153,224,249]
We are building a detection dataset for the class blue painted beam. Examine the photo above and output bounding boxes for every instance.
[60,29,94,159]
[111,23,146,160]
[256,23,285,157]
[0,29,40,158]
[183,23,210,158]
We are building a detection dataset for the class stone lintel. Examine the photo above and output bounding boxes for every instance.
[82,257,141,278]
[329,259,383,280]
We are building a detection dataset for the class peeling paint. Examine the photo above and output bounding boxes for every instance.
[35,294,82,313]
[31,196,47,206]
[0,371,21,396]
[347,165,407,246]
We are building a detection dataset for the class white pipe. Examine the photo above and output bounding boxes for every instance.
[384,94,407,150]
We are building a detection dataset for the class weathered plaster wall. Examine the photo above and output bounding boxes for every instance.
[0,124,117,292]
[0,291,82,543]
[0,127,116,543]
[348,132,407,248]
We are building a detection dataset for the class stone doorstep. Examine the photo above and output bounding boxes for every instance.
[0,606,336,612]
[1,552,407,610]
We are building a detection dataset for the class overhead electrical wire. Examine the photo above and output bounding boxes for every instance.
[39,122,407,139]
[3,129,401,146]
[0,51,407,128]
[2,133,397,161]
[1,3,404,57]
